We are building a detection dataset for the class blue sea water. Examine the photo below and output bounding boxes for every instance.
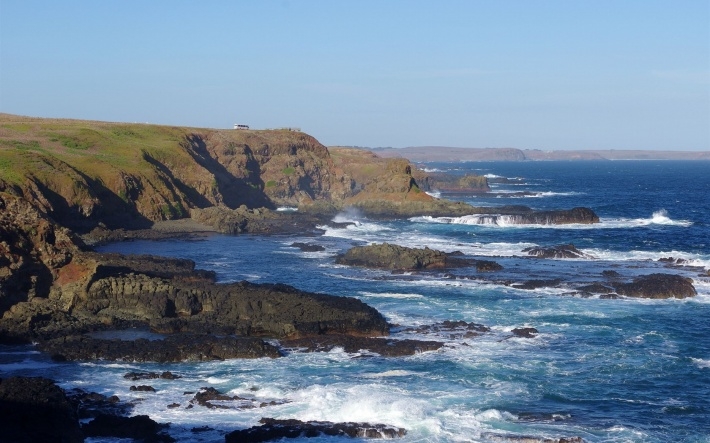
[2,161,709,442]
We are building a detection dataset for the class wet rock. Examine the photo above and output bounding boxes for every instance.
[189,387,288,410]
[335,243,471,271]
[481,433,584,443]
[225,418,407,442]
[66,388,127,419]
[39,333,283,362]
[523,244,589,259]
[513,279,562,290]
[602,270,621,278]
[0,376,83,443]
[190,387,243,409]
[576,283,614,294]
[475,260,504,272]
[124,371,181,381]
[516,412,571,422]
[658,257,688,265]
[404,320,491,339]
[130,385,156,392]
[280,335,444,357]
[82,413,175,442]
[291,242,325,252]
[511,327,539,338]
[613,273,697,299]
[511,207,599,225]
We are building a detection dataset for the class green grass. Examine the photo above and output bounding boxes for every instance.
[282,166,295,175]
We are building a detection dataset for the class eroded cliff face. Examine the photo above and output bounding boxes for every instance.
[0,115,361,231]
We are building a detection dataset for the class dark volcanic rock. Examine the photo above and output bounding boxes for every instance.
[481,433,583,443]
[613,273,697,299]
[291,242,326,252]
[66,388,127,419]
[511,327,539,338]
[2,252,390,343]
[404,320,491,339]
[187,387,288,410]
[280,335,444,357]
[226,418,407,442]
[0,376,84,443]
[335,243,471,271]
[475,260,504,272]
[130,385,156,392]
[513,279,562,290]
[124,371,181,381]
[576,283,614,294]
[39,333,283,362]
[82,413,175,442]
[511,207,599,225]
[523,244,589,259]
[190,387,244,409]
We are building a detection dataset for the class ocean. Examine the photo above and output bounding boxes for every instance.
[2,160,709,442]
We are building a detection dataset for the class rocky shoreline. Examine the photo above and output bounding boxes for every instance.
[2,115,673,442]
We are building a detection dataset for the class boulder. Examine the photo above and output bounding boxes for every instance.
[613,273,696,299]
[0,377,83,443]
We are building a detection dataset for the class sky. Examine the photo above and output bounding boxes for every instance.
[1,1,709,151]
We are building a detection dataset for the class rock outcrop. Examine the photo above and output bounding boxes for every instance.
[0,377,84,443]
[523,244,590,259]
[82,413,174,442]
[40,334,283,362]
[613,273,697,299]
[335,243,471,271]
[226,418,407,442]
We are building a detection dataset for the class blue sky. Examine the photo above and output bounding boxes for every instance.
[1,1,708,150]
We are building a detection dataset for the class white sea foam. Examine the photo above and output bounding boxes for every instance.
[206,376,230,384]
[411,209,694,230]
[359,291,425,299]
[691,358,710,369]
[361,370,420,378]
[275,206,298,212]
[426,190,442,198]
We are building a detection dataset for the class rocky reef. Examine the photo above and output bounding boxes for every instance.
[335,242,471,271]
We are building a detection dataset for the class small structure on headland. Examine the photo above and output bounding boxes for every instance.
[234,124,250,130]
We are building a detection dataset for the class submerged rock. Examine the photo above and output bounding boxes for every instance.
[226,418,407,442]
[613,273,697,299]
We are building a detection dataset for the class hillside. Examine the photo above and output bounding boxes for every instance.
[0,114,357,230]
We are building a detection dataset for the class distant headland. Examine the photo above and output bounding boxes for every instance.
[370,146,710,162]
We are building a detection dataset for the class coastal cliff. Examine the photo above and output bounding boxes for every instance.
[0,114,599,347]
